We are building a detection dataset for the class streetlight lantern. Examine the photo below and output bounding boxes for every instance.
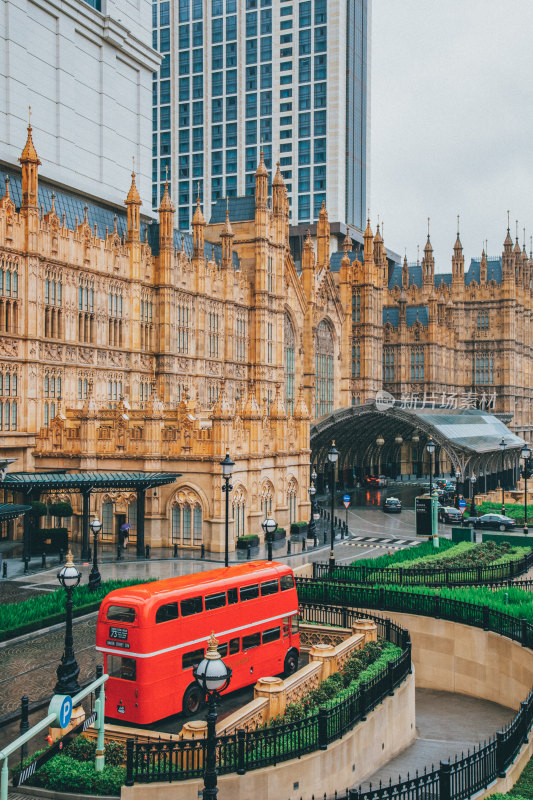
[89,518,102,592]
[521,443,531,535]
[376,434,385,447]
[55,551,81,697]
[221,453,235,478]
[261,517,278,561]
[499,437,507,515]
[327,441,339,571]
[411,432,420,444]
[220,453,235,567]
[193,633,232,800]
[394,434,403,445]
[327,441,339,464]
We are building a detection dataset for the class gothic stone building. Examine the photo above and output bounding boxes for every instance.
[1,124,531,552]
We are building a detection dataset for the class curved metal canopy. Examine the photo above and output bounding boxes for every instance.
[311,401,524,477]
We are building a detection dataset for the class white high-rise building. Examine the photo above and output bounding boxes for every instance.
[152,0,370,233]
[0,0,159,209]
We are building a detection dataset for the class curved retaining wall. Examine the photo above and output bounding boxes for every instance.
[363,610,533,710]
[121,671,415,800]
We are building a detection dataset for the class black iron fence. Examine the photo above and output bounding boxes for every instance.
[126,608,411,784]
[312,548,533,587]
[338,687,533,800]
[296,580,533,800]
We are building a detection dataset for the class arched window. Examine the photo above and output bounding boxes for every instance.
[261,482,273,520]
[102,501,114,537]
[287,478,298,525]
[233,487,246,540]
[284,314,295,414]
[315,320,334,418]
[170,489,203,547]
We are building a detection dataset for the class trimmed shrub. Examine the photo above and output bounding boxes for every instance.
[49,501,74,518]
[236,534,259,549]
[290,522,308,537]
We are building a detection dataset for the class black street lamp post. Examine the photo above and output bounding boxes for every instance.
[262,517,277,561]
[221,453,234,568]
[55,551,81,697]
[521,443,531,535]
[454,469,461,508]
[469,473,477,518]
[426,438,436,496]
[327,441,339,571]
[499,437,507,515]
[89,518,102,592]
[193,634,232,800]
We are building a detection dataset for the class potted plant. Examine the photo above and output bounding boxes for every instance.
[236,534,260,550]
[290,521,308,538]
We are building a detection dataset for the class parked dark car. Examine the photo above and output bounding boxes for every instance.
[466,513,517,531]
[383,497,402,513]
[438,506,463,524]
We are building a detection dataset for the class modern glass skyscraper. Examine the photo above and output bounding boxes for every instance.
[152,0,369,231]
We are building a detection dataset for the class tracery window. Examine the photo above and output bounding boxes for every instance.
[315,320,334,418]
[0,256,19,333]
[43,370,62,427]
[234,311,247,361]
[352,291,360,324]
[410,348,424,381]
[284,314,295,414]
[287,478,297,525]
[0,365,18,432]
[383,347,394,381]
[261,482,273,520]
[267,322,273,363]
[232,486,246,539]
[352,340,361,378]
[108,286,124,347]
[78,276,95,343]
[177,300,190,354]
[473,353,494,385]
[171,489,203,546]
[207,309,221,358]
[44,270,63,339]
[140,294,154,350]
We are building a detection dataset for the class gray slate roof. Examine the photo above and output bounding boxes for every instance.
[383,305,429,327]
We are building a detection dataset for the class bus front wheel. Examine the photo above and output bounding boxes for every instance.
[182,683,202,716]
[283,649,299,676]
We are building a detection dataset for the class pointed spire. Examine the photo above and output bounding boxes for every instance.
[20,107,41,165]
[363,214,373,262]
[242,380,262,419]
[158,176,174,212]
[454,214,462,251]
[504,210,513,249]
[424,217,433,254]
[4,175,10,199]
[192,185,205,226]
[255,146,268,177]
[222,198,233,236]
[269,383,287,419]
[374,223,383,244]
[343,232,353,253]
[126,159,141,205]
[272,161,284,186]
[293,385,310,420]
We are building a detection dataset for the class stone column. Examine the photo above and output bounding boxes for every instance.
[254,676,286,719]
[309,642,337,679]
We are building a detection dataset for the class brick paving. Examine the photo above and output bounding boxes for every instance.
[0,616,101,717]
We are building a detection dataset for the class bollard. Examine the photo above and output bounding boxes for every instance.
[88,547,92,562]
[173,543,178,558]
[287,540,291,555]
[20,695,29,764]
[246,543,251,559]
[201,544,205,559]
[301,537,306,552]
[313,533,318,548]
[2,561,6,579]
[41,552,46,569]
[23,556,29,574]
[58,548,64,564]
[117,544,122,560]
[145,544,150,559]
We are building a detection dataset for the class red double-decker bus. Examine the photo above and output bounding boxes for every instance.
[95,561,300,724]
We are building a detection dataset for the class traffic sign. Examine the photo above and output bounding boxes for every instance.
[458,498,467,511]
[343,494,350,509]
[48,694,73,729]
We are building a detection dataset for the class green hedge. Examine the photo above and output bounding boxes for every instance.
[0,578,156,642]
[236,534,259,549]
[352,538,458,568]
[489,753,533,799]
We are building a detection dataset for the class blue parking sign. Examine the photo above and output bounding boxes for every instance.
[48,694,73,728]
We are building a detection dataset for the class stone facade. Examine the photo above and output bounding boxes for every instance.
[2,124,533,551]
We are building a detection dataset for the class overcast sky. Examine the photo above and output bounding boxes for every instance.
[370,0,533,271]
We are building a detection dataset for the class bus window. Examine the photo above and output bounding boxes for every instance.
[260,579,279,596]
[280,575,294,591]
[227,588,238,604]
[181,596,203,616]
[242,632,261,650]
[205,592,226,611]
[262,626,281,644]
[107,654,136,681]
[107,605,136,623]
[217,642,228,657]
[283,617,290,637]
[182,647,204,669]
[229,637,240,654]
[291,616,299,634]
[155,602,180,623]
[240,584,259,602]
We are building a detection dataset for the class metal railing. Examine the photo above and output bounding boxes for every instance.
[126,607,411,784]
[312,548,533,587]
[295,580,533,800]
